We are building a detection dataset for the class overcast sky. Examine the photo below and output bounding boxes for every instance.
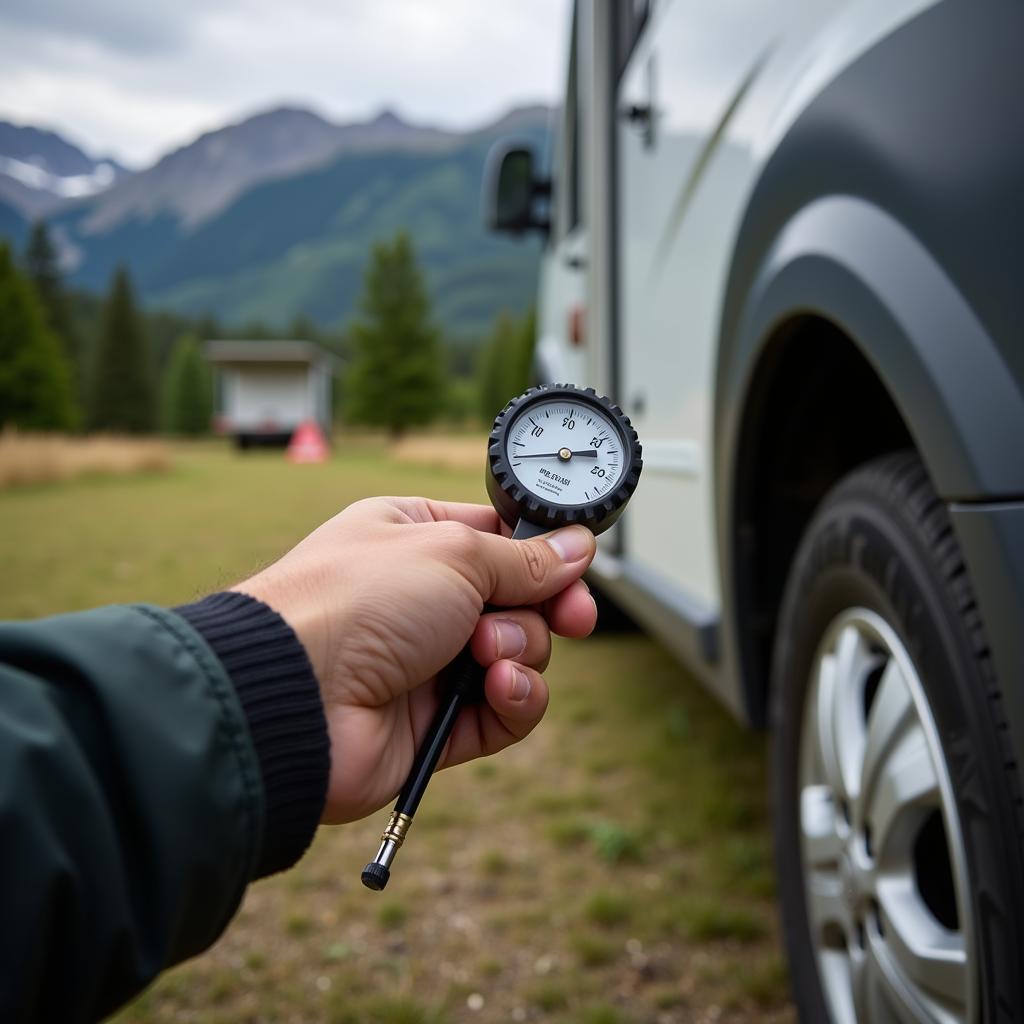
[0,0,572,167]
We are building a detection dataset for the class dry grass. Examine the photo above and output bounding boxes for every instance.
[0,431,172,489]
[389,434,486,472]
[0,443,794,1022]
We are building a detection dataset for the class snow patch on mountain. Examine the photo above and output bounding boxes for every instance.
[0,155,119,198]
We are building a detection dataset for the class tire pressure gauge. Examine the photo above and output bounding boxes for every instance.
[362,384,642,890]
[486,383,642,538]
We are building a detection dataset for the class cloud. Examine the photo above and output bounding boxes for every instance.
[0,0,571,166]
[0,0,204,54]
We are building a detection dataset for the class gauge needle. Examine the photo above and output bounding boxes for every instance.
[517,450,599,459]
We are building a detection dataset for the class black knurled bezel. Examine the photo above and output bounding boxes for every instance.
[485,383,643,536]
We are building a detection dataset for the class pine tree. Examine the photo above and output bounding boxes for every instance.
[346,232,443,437]
[477,307,537,421]
[514,306,537,390]
[0,243,77,430]
[24,221,83,410]
[288,313,318,342]
[478,311,517,422]
[24,222,72,349]
[162,334,211,436]
[90,267,156,433]
[195,314,221,342]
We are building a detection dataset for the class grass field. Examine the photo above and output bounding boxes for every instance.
[0,441,793,1024]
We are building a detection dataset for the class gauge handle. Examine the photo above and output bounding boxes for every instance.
[390,516,547,819]
[507,519,550,540]
[395,644,477,817]
[361,518,547,890]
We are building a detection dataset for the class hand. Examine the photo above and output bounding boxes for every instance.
[231,496,597,823]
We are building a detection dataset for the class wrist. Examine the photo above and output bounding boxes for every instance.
[174,591,330,877]
[230,569,330,687]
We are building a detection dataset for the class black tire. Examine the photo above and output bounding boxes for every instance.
[770,451,1024,1022]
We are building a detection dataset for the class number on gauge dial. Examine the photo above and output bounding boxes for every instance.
[506,399,623,506]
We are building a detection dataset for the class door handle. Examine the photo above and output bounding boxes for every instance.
[622,103,652,125]
[622,56,657,149]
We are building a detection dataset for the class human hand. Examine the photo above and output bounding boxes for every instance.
[231,496,597,823]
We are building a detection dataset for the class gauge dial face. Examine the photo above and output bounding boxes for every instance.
[505,397,625,507]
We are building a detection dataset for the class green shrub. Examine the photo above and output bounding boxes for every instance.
[584,891,631,928]
[162,334,211,435]
[0,243,77,430]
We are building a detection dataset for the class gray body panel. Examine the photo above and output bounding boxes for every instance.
[711,0,1024,760]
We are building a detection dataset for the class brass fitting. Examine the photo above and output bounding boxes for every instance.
[380,811,413,848]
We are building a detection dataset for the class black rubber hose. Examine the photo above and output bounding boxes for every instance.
[395,641,482,817]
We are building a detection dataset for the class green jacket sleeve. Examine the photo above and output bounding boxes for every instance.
[0,599,327,1023]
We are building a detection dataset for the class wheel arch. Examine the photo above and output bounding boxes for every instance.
[714,193,1024,727]
[710,0,1024,727]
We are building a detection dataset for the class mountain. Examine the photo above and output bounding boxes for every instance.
[76,106,459,235]
[145,139,543,335]
[0,197,27,252]
[46,103,551,337]
[0,121,127,219]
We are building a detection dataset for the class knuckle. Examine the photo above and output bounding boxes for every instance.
[520,542,549,586]
[435,519,478,559]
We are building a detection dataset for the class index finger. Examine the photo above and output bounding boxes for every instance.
[423,499,512,537]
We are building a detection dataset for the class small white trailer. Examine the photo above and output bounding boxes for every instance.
[205,340,335,448]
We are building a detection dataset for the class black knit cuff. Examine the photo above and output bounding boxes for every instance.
[174,591,330,879]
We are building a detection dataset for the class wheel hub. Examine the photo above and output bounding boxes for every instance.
[839,845,872,916]
[798,608,975,1023]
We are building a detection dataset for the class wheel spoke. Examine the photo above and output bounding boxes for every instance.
[853,939,899,1024]
[862,927,935,1024]
[814,649,846,798]
[805,867,851,941]
[801,784,842,868]
[833,625,877,803]
[821,949,859,1024]
[862,659,915,813]
[877,877,969,1012]
[798,609,975,1024]
[864,721,940,865]
[814,645,866,804]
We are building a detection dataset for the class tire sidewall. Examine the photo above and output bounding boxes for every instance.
[770,467,1023,1022]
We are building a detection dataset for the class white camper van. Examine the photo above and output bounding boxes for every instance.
[486,2,1024,1020]
[205,341,334,448]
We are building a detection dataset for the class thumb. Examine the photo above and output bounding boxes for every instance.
[475,524,596,606]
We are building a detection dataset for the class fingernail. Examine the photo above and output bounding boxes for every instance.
[494,619,527,659]
[509,667,532,702]
[546,526,591,562]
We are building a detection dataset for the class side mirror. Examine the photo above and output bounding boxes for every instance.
[483,142,550,236]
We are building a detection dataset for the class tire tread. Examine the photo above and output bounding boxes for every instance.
[838,453,1024,852]
[771,450,1024,1021]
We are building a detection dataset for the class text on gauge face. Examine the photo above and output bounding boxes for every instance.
[506,399,623,506]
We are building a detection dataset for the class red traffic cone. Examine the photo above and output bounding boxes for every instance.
[287,420,329,463]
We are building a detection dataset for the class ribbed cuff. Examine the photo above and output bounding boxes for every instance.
[173,591,330,879]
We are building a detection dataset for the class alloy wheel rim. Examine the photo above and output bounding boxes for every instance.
[798,607,975,1023]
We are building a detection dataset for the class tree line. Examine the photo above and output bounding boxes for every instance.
[0,225,212,435]
[0,224,536,438]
